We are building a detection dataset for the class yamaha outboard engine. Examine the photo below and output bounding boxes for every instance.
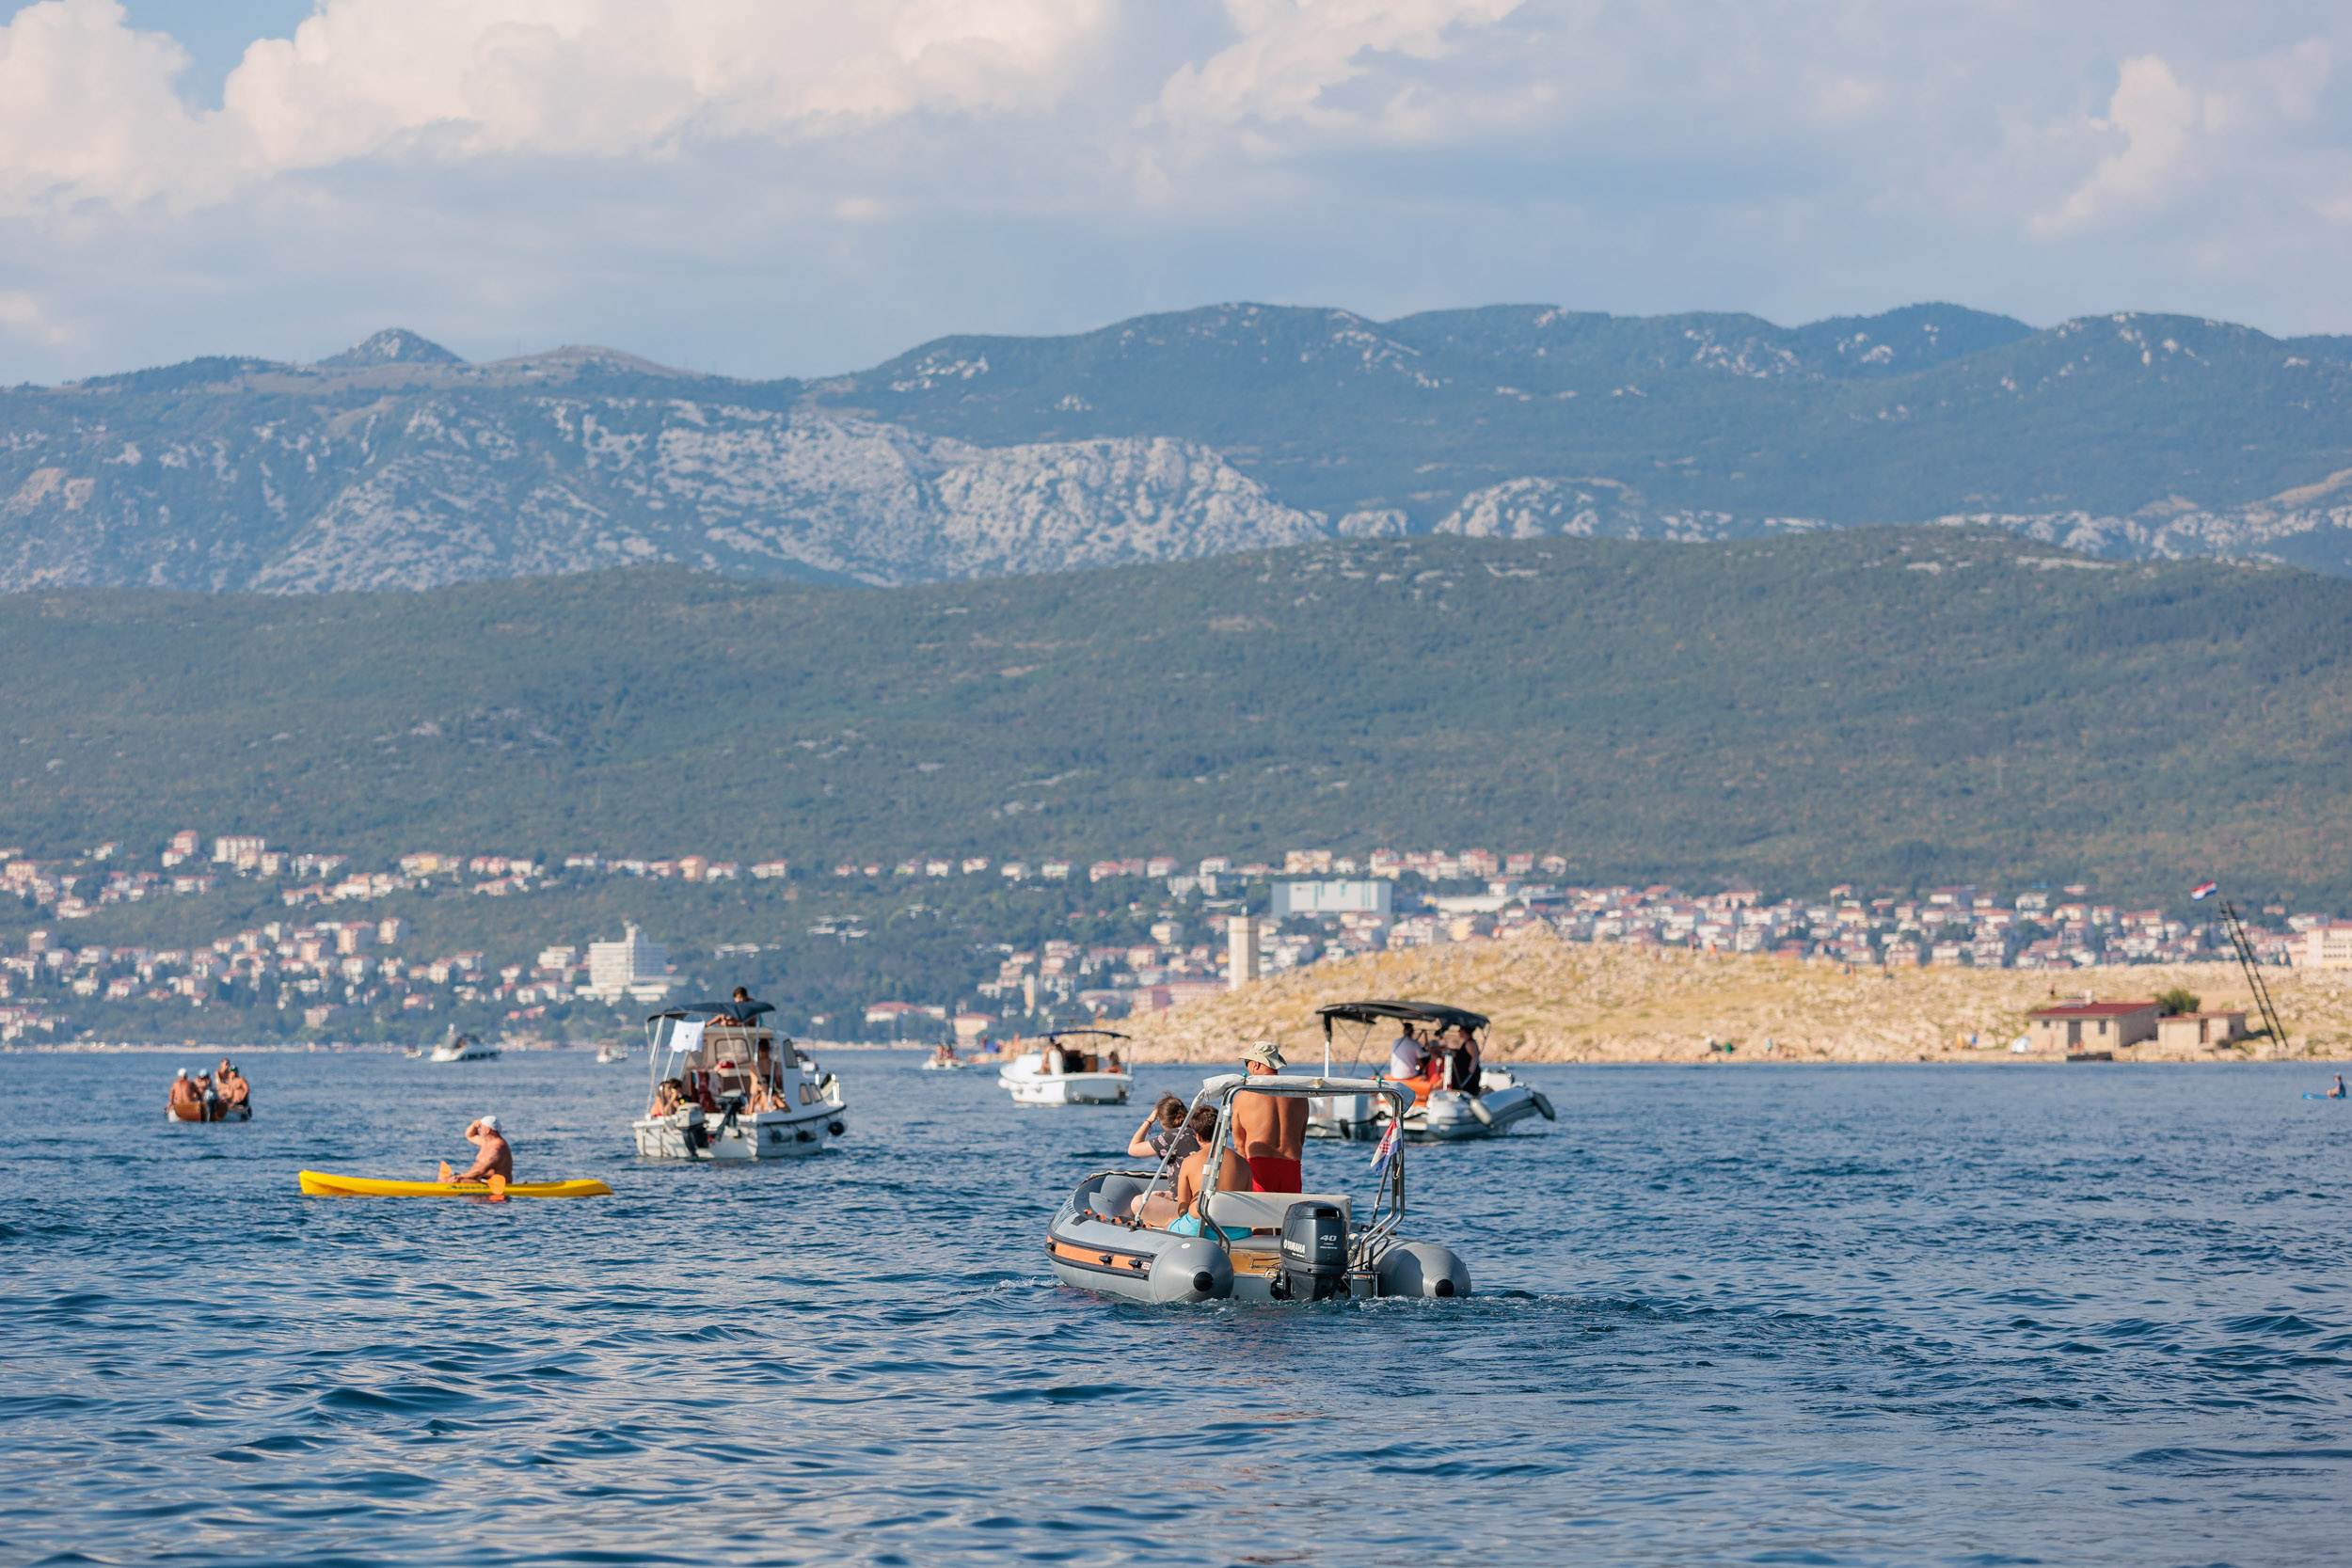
[1274,1201,1348,1302]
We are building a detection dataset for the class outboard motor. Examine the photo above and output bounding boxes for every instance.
[1273,1201,1348,1302]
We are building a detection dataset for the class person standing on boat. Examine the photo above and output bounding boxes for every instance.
[440,1116,513,1184]
[1233,1041,1306,1193]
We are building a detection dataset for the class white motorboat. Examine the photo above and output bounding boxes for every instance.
[1045,1073,1471,1303]
[919,1043,965,1070]
[595,1041,628,1065]
[631,1002,848,1160]
[427,1032,500,1063]
[1000,1030,1133,1105]
[1304,1001,1553,1143]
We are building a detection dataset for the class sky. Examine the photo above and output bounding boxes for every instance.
[2,0,2348,382]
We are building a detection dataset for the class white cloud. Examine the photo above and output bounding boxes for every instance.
[0,0,1117,209]
[3,0,2352,379]
[2031,55,2213,235]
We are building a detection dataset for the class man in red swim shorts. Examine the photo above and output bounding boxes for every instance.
[1232,1040,1306,1193]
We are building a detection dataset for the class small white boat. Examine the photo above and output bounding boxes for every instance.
[427,1032,500,1063]
[595,1041,628,1065]
[1045,1073,1471,1303]
[1304,1002,1553,1143]
[1000,1030,1133,1105]
[632,1002,847,1160]
[919,1044,965,1071]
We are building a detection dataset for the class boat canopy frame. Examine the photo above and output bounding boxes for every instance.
[1171,1073,1415,1267]
[1314,999,1487,1080]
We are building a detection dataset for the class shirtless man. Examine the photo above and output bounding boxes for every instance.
[1232,1040,1306,1193]
[1171,1106,1251,1233]
[214,1060,250,1113]
[167,1069,204,1121]
[441,1115,514,1184]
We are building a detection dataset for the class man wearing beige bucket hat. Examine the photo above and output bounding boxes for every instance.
[1232,1040,1305,1193]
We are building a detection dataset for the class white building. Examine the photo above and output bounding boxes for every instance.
[586,924,672,1002]
[1272,880,1392,917]
[2296,923,2352,969]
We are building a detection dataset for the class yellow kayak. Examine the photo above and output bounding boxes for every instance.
[297,1170,612,1198]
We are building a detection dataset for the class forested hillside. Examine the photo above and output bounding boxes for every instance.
[3,528,2346,907]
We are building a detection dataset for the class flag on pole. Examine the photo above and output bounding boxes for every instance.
[1370,1117,1403,1175]
[2190,881,2218,901]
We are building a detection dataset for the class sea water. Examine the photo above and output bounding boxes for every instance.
[4,1053,2347,1565]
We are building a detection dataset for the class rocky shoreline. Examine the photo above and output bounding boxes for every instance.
[1116,936,2352,1064]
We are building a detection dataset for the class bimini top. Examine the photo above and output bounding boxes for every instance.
[1041,1028,1130,1043]
[1316,1000,1490,1033]
[644,1000,776,1024]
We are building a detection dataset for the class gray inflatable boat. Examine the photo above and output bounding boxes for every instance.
[1044,1073,1473,1304]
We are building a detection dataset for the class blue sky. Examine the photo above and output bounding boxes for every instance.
[3,1,2348,382]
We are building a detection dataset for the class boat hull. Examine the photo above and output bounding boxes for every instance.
[632,1101,846,1160]
[1308,1082,1553,1143]
[1043,1180,1470,1304]
[298,1171,612,1198]
[167,1103,252,1123]
[1002,1071,1132,1105]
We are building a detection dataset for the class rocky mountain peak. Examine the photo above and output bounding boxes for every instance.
[318,328,465,369]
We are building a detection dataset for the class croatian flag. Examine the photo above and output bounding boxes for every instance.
[1370,1117,1404,1175]
[2190,881,2218,901]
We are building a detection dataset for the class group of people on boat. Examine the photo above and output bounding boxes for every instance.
[167,1060,250,1121]
[648,1037,801,1117]
[1120,1040,1305,1233]
[1386,1022,1482,1104]
[1051,1039,1122,1075]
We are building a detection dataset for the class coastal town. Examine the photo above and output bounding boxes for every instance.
[1,831,2341,1047]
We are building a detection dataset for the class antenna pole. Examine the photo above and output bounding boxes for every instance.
[2217,897,2291,1052]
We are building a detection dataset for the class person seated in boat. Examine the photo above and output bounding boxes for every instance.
[709,1056,755,1107]
[1438,1028,1483,1094]
[215,1059,250,1114]
[650,1078,689,1117]
[441,1115,513,1184]
[1104,1048,1124,1074]
[2330,1075,2347,1100]
[168,1068,204,1120]
[1129,1092,1198,1163]
[1233,1041,1306,1192]
[1385,1026,1445,1105]
[1165,1106,1252,1235]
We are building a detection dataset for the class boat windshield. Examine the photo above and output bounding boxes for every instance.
[640,1014,806,1115]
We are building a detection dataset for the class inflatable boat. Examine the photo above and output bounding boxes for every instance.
[1305,1001,1554,1143]
[1044,1073,1472,1304]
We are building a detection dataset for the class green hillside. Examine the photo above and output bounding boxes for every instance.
[3,527,2349,908]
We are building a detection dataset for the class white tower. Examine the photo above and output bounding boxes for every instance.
[1228,913,1260,990]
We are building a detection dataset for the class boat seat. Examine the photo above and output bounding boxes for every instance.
[1204,1191,1351,1233]
[1086,1175,1148,1219]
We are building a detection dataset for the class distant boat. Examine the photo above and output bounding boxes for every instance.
[1000,1030,1134,1105]
[427,1033,499,1063]
[595,1041,628,1065]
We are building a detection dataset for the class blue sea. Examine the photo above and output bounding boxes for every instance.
[5,1052,2348,1566]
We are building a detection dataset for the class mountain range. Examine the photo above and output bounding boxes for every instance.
[5,305,2352,593]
